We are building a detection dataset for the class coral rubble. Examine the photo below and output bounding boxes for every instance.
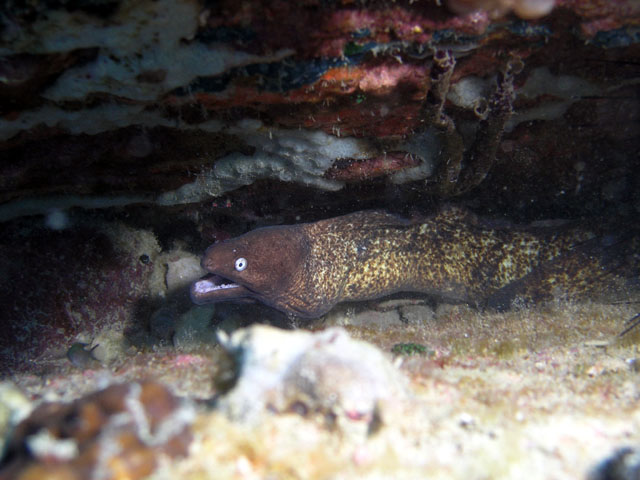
[214,325,408,426]
[0,381,194,480]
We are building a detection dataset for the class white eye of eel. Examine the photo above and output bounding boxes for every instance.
[235,257,247,271]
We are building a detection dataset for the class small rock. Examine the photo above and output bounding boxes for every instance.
[173,305,217,351]
[374,298,428,311]
[586,356,628,376]
[0,382,32,462]
[458,412,476,429]
[346,309,404,329]
[626,358,640,373]
[149,307,177,342]
[89,328,130,365]
[588,447,640,480]
[399,304,435,325]
[164,251,206,291]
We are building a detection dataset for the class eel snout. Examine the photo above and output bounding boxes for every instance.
[190,273,248,305]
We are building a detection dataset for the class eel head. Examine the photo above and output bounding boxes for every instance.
[191,225,308,313]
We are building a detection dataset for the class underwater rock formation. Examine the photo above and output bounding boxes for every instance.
[0,1,638,478]
[0,0,637,222]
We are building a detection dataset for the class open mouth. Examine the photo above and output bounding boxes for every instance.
[192,274,239,294]
[190,274,249,304]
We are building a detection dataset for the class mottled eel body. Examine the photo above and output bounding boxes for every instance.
[191,209,638,317]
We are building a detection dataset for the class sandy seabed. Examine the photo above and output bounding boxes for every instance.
[157,301,640,480]
[7,300,640,480]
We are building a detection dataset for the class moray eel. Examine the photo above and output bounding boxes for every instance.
[191,208,639,317]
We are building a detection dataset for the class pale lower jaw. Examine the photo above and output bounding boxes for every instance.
[192,278,239,295]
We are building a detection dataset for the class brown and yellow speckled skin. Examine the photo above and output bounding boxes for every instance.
[293,209,587,314]
[192,209,638,317]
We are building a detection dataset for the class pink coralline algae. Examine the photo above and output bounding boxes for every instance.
[325,153,421,182]
[446,0,556,19]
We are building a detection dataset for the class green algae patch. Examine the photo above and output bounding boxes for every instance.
[391,342,434,357]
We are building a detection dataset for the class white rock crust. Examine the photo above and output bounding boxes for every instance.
[157,121,377,204]
[215,325,408,424]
